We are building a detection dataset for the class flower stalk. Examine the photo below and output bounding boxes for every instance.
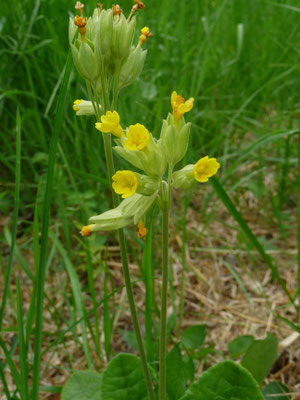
[159,192,170,400]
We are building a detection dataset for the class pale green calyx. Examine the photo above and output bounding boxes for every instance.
[172,164,195,190]
[112,15,136,62]
[89,192,158,231]
[97,9,113,61]
[118,46,147,90]
[113,136,167,178]
[160,114,191,167]
[135,173,160,196]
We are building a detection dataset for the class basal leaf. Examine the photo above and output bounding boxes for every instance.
[180,360,264,400]
[166,344,186,399]
[241,333,278,386]
[228,335,254,359]
[262,382,290,400]
[100,353,149,400]
[61,371,102,400]
[181,325,206,350]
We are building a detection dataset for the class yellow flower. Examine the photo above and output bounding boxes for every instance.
[73,99,82,111]
[95,111,124,138]
[171,91,194,121]
[137,220,148,240]
[112,170,138,198]
[193,156,220,182]
[124,123,150,151]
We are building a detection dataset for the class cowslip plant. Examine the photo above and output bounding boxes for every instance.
[78,93,221,400]
[70,1,154,399]
[62,2,267,400]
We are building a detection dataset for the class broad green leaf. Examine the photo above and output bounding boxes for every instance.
[228,335,254,359]
[166,344,186,399]
[180,360,264,400]
[61,371,102,400]
[262,382,290,400]
[241,333,278,387]
[100,353,149,400]
[181,325,206,350]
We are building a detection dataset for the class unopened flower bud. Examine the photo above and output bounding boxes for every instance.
[97,9,113,61]
[118,46,147,90]
[112,14,136,61]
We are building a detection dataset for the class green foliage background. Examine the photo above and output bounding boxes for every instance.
[1,0,299,221]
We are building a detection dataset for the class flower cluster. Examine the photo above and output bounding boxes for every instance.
[81,92,220,237]
[69,0,150,99]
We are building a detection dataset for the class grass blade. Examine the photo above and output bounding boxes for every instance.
[16,277,29,400]
[31,52,73,400]
[86,244,102,367]
[143,217,154,362]
[103,256,112,361]
[210,176,294,306]
[0,109,21,329]
[0,337,22,393]
[0,361,11,399]
[49,230,93,369]
[298,134,300,294]
[222,260,252,305]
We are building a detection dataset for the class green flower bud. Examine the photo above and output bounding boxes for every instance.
[97,9,113,61]
[79,41,99,81]
[118,46,147,90]
[161,115,191,167]
[172,164,195,190]
[112,15,136,61]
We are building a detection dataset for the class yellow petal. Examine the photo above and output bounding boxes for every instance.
[193,156,220,183]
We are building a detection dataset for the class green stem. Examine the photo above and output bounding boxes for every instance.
[112,62,121,110]
[159,199,170,400]
[298,134,300,315]
[177,194,188,335]
[100,75,155,400]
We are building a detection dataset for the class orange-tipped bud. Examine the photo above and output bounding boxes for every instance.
[112,4,122,16]
[139,27,152,45]
[137,220,148,240]
[74,15,87,28]
[80,225,94,236]
[135,0,146,9]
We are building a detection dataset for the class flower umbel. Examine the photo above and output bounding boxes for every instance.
[95,111,124,138]
[124,123,150,151]
[112,170,138,198]
[171,91,194,121]
[137,220,148,240]
[193,156,220,182]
